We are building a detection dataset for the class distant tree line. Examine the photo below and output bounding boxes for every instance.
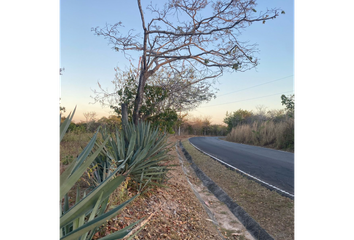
[60,114,122,134]
[224,94,294,132]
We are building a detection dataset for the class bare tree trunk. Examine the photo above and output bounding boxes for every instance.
[121,103,128,128]
[132,0,147,125]
[132,72,145,125]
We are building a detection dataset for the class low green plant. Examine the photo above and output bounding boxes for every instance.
[60,107,143,240]
[95,121,173,191]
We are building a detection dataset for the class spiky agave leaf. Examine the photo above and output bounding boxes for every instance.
[60,106,76,142]
[60,195,138,240]
[99,121,171,189]
[60,108,138,240]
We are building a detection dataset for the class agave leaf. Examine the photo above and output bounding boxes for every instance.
[77,213,86,233]
[143,122,151,147]
[60,137,109,200]
[60,131,99,188]
[139,169,144,191]
[63,194,69,213]
[102,162,107,182]
[59,201,63,238]
[110,139,119,162]
[73,218,80,231]
[60,195,138,240]
[80,191,104,240]
[60,106,77,142]
[60,157,79,187]
[97,195,109,215]
[145,150,168,164]
[129,145,142,165]
[77,196,107,240]
[119,130,125,159]
[72,185,81,230]
[131,160,164,173]
[130,141,154,166]
[136,124,141,148]
[125,131,136,161]
[72,129,100,174]
[76,191,87,229]
[60,171,125,228]
[144,136,169,159]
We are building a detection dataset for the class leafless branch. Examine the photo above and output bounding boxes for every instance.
[93,0,283,124]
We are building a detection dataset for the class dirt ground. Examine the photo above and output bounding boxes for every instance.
[89,135,255,239]
[61,134,256,239]
[173,136,255,240]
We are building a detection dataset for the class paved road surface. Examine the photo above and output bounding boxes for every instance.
[189,137,294,195]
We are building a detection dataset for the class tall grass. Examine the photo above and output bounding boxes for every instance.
[225,117,294,151]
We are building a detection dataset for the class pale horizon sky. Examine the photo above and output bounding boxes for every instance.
[60,0,294,124]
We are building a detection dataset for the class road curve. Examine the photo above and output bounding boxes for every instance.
[189,137,294,196]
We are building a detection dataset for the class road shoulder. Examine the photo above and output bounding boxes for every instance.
[181,139,294,240]
[175,142,256,240]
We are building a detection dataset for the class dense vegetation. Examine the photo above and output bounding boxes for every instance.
[60,108,172,239]
[224,94,295,151]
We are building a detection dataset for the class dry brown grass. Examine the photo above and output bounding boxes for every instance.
[60,132,105,173]
[60,133,232,239]
[226,118,294,152]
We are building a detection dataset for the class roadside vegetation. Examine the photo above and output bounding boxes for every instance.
[61,103,196,239]
[224,95,294,152]
[60,115,233,239]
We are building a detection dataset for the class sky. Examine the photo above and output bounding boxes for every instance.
[60,0,294,124]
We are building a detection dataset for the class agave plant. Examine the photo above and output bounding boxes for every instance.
[60,108,142,240]
[94,121,173,191]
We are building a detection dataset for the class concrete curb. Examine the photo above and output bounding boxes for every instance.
[179,141,274,240]
[175,144,227,240]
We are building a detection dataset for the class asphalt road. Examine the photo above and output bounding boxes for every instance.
[189,137,294,195]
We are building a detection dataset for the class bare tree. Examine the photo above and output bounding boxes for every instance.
[83,111,97,123]
[255,104,267,121]
[83,111,97,131]
[92,0,283,124]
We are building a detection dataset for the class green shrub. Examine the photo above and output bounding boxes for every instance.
[93,121,172,191]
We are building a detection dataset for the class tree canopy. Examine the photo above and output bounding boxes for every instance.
[91,66,216,132]
[281,94,294,117]
[224,109,253,132]
[93,0,284,124]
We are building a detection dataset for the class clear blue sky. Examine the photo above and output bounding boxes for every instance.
[60,0,294,124]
